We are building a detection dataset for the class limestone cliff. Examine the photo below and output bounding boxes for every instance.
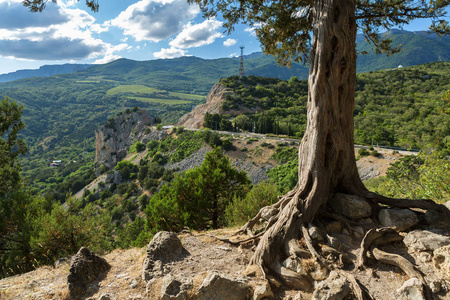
[94,109,154,169]
[177,83,259,129]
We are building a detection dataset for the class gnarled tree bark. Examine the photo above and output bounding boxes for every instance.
[248,0,369,288]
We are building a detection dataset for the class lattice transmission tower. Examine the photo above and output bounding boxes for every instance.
[238,45,245,78]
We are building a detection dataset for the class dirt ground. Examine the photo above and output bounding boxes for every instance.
[1,224,448,300]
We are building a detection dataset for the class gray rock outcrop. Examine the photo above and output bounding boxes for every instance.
[330,193,372,219]
[404,230,450,252]
[160,274,193,300]
[142,231,186,283]
[94,109,154,169]
[67,247,111,299]
[379,208,419,231]
[193,271,252,300]
[311,271,351,300]
[177,83,260,129]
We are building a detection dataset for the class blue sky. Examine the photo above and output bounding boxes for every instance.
[0,0,448,75]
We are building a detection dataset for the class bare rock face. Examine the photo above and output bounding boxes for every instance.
[177,83,260,129]
[94,109,154,169]
[193,271,252,300]
[67,247,111,299]
[142,231,186,283]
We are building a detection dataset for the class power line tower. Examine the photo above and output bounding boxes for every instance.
[238,45,245,78]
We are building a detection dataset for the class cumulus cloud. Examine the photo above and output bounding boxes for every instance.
[244,22,262,37]
[153,46,186,59]
[93,54,122,64]
[0,0,68,29]
[0,37,103,60]
[244,27,256,36]
[111,0,200,42]
[0,0,118,61]
[223,38,237,47]
[169,19,223,49]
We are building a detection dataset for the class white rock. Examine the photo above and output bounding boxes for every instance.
[404,230,450,252]
[396,278,425,300]
[433,245,450,280]
[252,280,273,300]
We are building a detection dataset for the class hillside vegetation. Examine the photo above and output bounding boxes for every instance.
[208,62,450,154]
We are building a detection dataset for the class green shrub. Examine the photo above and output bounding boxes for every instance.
[129,141,146,153]
[153,152,167,165]
[145,147,251,231]
[226,182,278,226]
[156,124,163,130]
[111,206,124,221]
[222,138,235,151]
[138,194,149,209]
[366,153,449,204]
[370,150,381,157]
[358,148,370,157]
[146,140,159,151]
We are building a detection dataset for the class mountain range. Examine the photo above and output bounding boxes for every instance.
[1,29,449,84]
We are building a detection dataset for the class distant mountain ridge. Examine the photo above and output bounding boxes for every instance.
[0,63,91,83]
[1,30,449,84]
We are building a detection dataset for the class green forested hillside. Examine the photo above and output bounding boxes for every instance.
[0,57,447,198]
[215,62,450,153]
[356,30,450,72]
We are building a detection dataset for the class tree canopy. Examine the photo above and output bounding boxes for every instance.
[0,97,27,197]
[185,0,450,65]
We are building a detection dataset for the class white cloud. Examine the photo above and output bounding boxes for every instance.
[0,0,115,61]
[244,27,256,36]
[223,38,237,47]
[0,0,68,29]
[228,53,238,58]
[111,0,200,42]
[169,19,223,49]
[244,23,262,37]
[153,46,186,59]
[93,54,122,64]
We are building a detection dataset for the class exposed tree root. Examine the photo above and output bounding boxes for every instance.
[366,191,450,214]
[371,247,433,300]
[336,270,374,300]
[301,224,332,270]
[357,227,397,270]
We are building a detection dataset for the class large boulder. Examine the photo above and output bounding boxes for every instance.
[67,247,111,299]
[424,201,450,226]
[330,193,372,219]
[404,230,450,252]
[142,231,186,282]
[193,271,252,300]
[378,209,419,231]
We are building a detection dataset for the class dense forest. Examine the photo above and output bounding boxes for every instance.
[205,62,450,154]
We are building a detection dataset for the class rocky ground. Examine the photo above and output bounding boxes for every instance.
[1,219,449,300]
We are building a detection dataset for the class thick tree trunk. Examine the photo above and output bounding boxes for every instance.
[249,0,368,288]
